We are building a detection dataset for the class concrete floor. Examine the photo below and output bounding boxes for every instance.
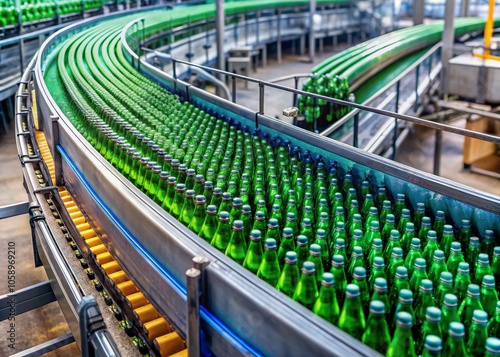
[0,43,498,357]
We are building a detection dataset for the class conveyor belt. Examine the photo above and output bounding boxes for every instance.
[21,3,500,356]
[33,93,188,357]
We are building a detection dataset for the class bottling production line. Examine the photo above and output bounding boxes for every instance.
[1,0,500,356]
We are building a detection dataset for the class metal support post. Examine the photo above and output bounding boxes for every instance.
[215,0,225,80]
[392,81,400,160]
[232,74,237,103]
[441,0,456,96]
[414,64,420,111]
[259,83,265,115]
[309,0,316,63]
[434,118,443,175]
[277,10,282,63]
[173,60,177,93]
[51,115,63,186]
[460,0,470,17]
[413,0,424,25]
[186,268,201,357]
[353,113,359,148]
[19,39,26,73]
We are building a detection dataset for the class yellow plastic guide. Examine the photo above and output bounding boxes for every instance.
[474,0,500,61]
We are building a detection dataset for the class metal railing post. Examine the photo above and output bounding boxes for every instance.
[434,117,443,175]
[353,112,359,148]
[259,82,264,115]
[232,73,237,103]
[392,80,400,160]
[186,268,201,357]
[414,63,420,111]
[172,59,177,93]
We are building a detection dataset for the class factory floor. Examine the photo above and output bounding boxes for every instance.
[0,47,498,357]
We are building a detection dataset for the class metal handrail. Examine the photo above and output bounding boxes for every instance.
[319,42,442,137]
[123,22,500,144]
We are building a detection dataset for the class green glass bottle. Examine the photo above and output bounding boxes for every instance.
[362,194,376,220]
[242,230,263,274]
[308,244,325,288]
[364,207,380,233]
[376,187,389,211]
[442,225,455,259]
[313,272,340,325]
[467,310,488,357]
[257,238,281,287]
[447,242,465,277]
[405,238,423,278]
[458,284,484,339]
[252,211,267,238]
[394,289,416,333]
[386,311,417,357]
[433,210,446,241]
[199,205,218,243]
[394,193,408,222]
[384,229,402,263]
[475,253,494,285]
[352,266,370,316]
[296,235,309,270]
[421,335,443,357]
[218,192,232,215]
[188,195,207,234]
[455,262,472,304]
[481,275,499,318]
[380,200,393,226]
[184,168,196,190]
[229,197,243,225]
[348,246,365,279]
[362,300,391,355]
[482,230,495,258]
[387,247,405,287]
[161,176,178,212]
[193,174,205,196]
[265,218,281,248]
[363,221,381,252]
[368,257,387,293]
[276,251,300,298]
[414,203,426,233]
[293,261,319,310]
[485,337,500,357]
[442,322,468,357]
[313,229,330,270]
[466,237,481,278]
[348,229,364,258]
[277,227,296,268]
[179,189,196,226]
[271,204,283,229]
[441,294,461,344]
[328,255,346,310]
[332,222,347,248]
[170,183,186,219]
[415,279,436,340]
[299,218,314,247]
[241,205,252,243]
[366,238,384,274]
[349,213,363,240]
[458,219,471,253]
[225,220,247,265]
[390,265,410,304]
[345,189,358,212]
[381,214,397,245]
[418,307,443,356]
[423,231,441,270]
[429,250,449,288]
[347,200,360,234]
[398,208,412,236]
[338,284,366,340]
[436,272,454,306]
[154,172,170,205]
[284,212,299,238]
[333,206,346,231]
[419,217,433,247]
[209,187,222,209]
[401,222,416,254]
[371,278,391,321]
[487,302,500,338]
[211,211,231,253]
